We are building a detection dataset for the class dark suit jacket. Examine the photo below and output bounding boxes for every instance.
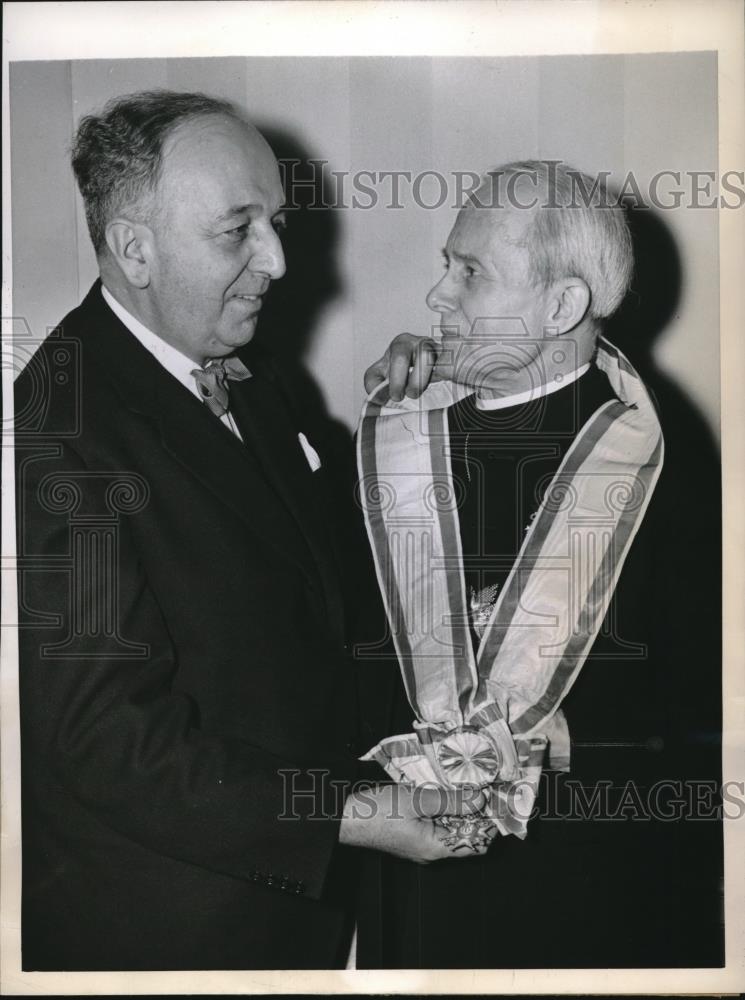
[15,282,364,970]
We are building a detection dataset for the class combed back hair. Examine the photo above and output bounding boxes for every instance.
[478,160,634,319]
[71,90,241,253]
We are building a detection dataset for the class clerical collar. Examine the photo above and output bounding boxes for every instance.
[101,284,206,399]
[473,362,592,411]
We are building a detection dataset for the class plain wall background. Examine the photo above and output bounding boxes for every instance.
[9,53,719,437]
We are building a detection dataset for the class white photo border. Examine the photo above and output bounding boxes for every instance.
[2,1,743,995]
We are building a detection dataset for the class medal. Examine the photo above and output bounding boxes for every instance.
[469,582,500,640]
[436,725,502,787]
[437,813,497,853]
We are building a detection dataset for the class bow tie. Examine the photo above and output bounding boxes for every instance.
[191,356,252,418]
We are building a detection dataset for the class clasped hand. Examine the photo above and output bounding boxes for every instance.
[339,784,497,863]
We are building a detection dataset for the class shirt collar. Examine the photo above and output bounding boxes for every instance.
[101,284,204,398]
[474,362,592,411]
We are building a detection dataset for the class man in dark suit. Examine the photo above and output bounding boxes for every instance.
[357,161,723,968]
[14,90,478,972]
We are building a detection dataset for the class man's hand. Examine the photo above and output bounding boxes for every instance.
[338,783,493,863]
[364,334,445,403]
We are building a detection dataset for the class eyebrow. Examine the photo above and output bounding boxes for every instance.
[442,247,486,268]
[213,204,254,225]
[213,204,286,226]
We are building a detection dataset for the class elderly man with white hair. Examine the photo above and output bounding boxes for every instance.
[355,160,718,968]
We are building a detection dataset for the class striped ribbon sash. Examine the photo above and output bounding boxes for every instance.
[357,339,664,837]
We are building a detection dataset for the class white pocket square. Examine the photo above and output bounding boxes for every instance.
[298,432,322,472]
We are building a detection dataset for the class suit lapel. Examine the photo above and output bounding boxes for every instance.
[229,371,347,648]
[155,387,321,587]
[77,284,320,588]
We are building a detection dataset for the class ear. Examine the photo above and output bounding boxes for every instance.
[545,278,591,335]
[104,219,153,289]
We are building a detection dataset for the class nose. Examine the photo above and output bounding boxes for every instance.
[426,271,454,314]
[251,227,286,281]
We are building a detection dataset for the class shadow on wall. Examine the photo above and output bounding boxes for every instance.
[254,124,399,758]
[253,124,355,490]
[251,126,387,671]
[256,124,343,364]
[608,205,722,949]
[606,203,721,752]
[607,203,722,753]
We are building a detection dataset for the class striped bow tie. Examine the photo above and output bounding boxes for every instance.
[191,356,252,418]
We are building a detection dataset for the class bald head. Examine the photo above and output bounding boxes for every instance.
[78,90,286,365]
[71,90,250,254]
[156,114,279,232]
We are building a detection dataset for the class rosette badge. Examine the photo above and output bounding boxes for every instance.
[436,726,502,788]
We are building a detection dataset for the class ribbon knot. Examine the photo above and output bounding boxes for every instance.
[191,356,252,418]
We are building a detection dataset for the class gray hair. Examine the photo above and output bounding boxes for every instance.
[479,160,634,319]
[71,89,241,253]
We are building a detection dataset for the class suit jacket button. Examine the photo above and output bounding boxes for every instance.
[294,880,305,895]
[265,873,276,888]
[250,870,261,882]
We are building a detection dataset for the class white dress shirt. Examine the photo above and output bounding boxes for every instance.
[474,362,591,411]
[101,284,243,439]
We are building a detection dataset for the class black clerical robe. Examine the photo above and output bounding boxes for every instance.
[356,364,723,969]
